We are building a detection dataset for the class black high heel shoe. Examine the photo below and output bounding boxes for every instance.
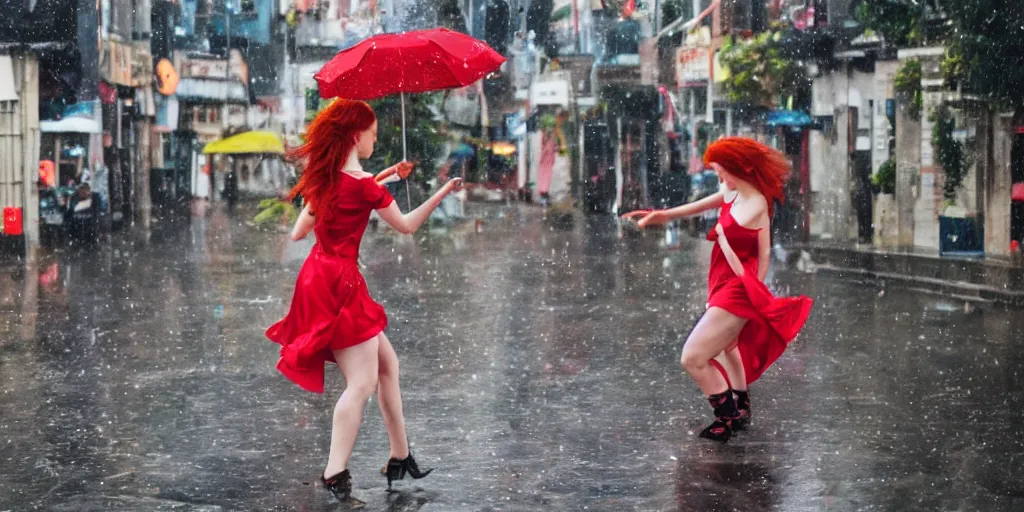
[733,389,751,431]
[321,469,365,508]
[381,453,434,490]
[698,391,740,443]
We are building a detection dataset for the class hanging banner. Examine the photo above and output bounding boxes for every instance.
[676,26,712,88]
[101,40,133,86]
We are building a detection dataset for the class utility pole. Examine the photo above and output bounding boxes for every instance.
[225,0,233,79]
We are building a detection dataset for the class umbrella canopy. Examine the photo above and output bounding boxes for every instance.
[551,5,572,23]
[315,28,506,101]
[203,131,285,155]
[766,110,812,127]
[449,142,476,159]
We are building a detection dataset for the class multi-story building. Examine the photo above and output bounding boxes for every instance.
[0,0,156,252]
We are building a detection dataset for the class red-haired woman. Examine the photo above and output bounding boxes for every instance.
[623,137,813,443]
[266,99,462,504]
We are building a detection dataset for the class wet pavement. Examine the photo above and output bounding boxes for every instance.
[2,203,1023,511]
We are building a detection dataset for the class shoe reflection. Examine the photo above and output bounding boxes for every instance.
[674,448,776,512]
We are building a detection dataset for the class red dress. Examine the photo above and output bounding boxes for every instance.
[266,174,394,393]
[706,199,813,384]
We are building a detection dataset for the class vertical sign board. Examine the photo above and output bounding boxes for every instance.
[675,46,711,87]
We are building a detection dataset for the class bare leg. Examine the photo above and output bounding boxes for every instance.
[680,308,747,396]
[714,345,747,392]
[376,333,410,460]
[323,337,380,478]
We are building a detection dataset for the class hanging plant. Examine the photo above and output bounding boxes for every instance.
[930,105,971,203]
[894,59,923,120]
[719,31,809,107]
[940,43,968,91]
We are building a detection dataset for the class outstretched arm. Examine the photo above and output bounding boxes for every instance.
[376,178,463,235]
[290,203,316,241]
[622,191,725,228]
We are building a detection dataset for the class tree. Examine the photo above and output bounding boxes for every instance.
[719,31,809,107]
[942,0,1024,109]
[438,0,468,34]
[366,93,447,187]
[485,0,512,55]
[857,0,1024,109]
[527,0,555,56]
[854,0,923,47]
[661,0,688,27]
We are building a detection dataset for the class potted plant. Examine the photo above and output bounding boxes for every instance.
[253,197,299,231]
[871,158,898,247]
[931,105,981,254]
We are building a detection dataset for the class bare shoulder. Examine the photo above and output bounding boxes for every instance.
[732,193,770,228]
[341,170,375,180]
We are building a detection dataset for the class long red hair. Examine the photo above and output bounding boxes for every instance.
[287,99,377,212]
[703,137,791,216]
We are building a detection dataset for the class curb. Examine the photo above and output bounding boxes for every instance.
[814,264,1024,307]
[797,245,1024,307]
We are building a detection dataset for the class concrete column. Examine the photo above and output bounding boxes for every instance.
[19,54,40,262]
[894,98,920,248]
[986,114,1013,257]
[134,118,152,232]
[913,90,943,249]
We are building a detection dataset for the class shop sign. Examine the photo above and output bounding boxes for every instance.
[102,40,133,86]
[179,50,248,84]
[532,79,570,107]
[676,46,711,87]
[132,43,153,87]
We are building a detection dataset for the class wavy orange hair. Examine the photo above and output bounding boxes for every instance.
[703,137,791,216]
[287,99,377,212]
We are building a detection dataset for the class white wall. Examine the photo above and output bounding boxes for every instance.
[872,61,899,175]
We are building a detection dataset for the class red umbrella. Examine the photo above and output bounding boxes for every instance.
[314,28,505,207]
[315,28,505,100]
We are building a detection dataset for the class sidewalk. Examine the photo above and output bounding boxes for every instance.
[792,242,1024,306]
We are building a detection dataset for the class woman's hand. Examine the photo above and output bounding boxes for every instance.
[395,161,415,180]
[444,177,464,193]
[620,210,651,221]
[621,209,669,228]
[637,210,670,228]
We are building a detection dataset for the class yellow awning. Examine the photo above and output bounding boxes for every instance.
[203,131,285,155]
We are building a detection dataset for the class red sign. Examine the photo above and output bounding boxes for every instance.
[676,46,711,87]
[3,207,23,236]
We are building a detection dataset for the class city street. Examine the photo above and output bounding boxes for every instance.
[2,204,1023,511]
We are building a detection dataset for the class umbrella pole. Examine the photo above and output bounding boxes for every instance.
[401,92,412,210]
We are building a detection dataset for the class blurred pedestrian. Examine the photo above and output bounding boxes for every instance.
[224,166,240,212]
[64,182,101,247]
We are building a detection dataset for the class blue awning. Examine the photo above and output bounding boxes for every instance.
[766,110,812,127]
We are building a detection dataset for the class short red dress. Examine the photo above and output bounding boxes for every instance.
[266,173,394,393]
[706,198,813,384]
